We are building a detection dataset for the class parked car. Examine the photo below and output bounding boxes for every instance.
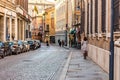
[23,41,30,51]
[18,40,27,53]
[0,41,4,58]
[35,40,41,48]
[27,40,36,50]
[9,41,21,55]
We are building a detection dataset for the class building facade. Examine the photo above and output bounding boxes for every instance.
[0,0,31,41]
[80,0,120,80]
[55,0,66,45]
[45,7,55,43]
[31,16,43,41]
[16,0,31,40]
[0,0,16,41]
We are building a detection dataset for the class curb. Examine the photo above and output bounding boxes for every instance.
[59,51,73,80]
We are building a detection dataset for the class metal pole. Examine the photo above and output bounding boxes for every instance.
[80,0,83,34]
[65,0,68,47]
[109,0,114,80]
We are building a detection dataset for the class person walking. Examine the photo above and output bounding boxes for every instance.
[46,40,49,46]
[59,40,61,47]
[81,37,88,59]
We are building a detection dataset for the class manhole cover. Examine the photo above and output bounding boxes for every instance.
[23,60,32,62]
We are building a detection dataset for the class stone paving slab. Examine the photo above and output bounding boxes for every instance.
[65,50,109,80]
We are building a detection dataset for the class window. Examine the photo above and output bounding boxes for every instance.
[95,0,98,33]
[102,0,106,33]
[114,0,120,32]
[90,0,93,34]
[46,25,49,31]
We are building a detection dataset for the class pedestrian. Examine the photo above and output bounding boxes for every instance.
[58,39,60,44]
[81,37,88,59]
[46,40,49,46]
[59,40,61,47]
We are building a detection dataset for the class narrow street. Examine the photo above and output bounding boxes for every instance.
[0,44,70,80]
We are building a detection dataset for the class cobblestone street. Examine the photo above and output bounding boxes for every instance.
[0,44,70,80]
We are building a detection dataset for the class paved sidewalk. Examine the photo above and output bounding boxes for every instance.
[60,49,109,80]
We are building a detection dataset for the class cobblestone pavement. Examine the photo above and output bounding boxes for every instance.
[0,44,70,80]
[64,49,109,80]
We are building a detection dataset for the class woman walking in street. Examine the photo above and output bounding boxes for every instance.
[81,37,88,59]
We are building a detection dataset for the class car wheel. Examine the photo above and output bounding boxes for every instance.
[1,54,4,58]
[16,51,18,55]
[4,51,7,56]
[8,49,12,56]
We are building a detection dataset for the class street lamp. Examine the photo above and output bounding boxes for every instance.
[109,0,114,80]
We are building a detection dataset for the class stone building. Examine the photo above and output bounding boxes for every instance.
[55,0,66,45]
[31,16,43,41]
[0,0,31,41]
[16,0,31,40]
[45,7,55,43]
[28,0,55,42]
[0,0,16,41]
[80,0,120,80]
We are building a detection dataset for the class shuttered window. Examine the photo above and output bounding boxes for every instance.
[102,0,106,33]
[95,0,98,33]
[114,0,120,32]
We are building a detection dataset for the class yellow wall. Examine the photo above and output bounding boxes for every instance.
[45,7,55,37]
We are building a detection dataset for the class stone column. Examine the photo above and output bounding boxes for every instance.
[89,2,91,37]
[23,21,25,40]
[4,13,7,41]
[85,1,88,37]
[97,0,102,37]
[10,16,12,41]
[15,17,18,40]
[92,0,95,37]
